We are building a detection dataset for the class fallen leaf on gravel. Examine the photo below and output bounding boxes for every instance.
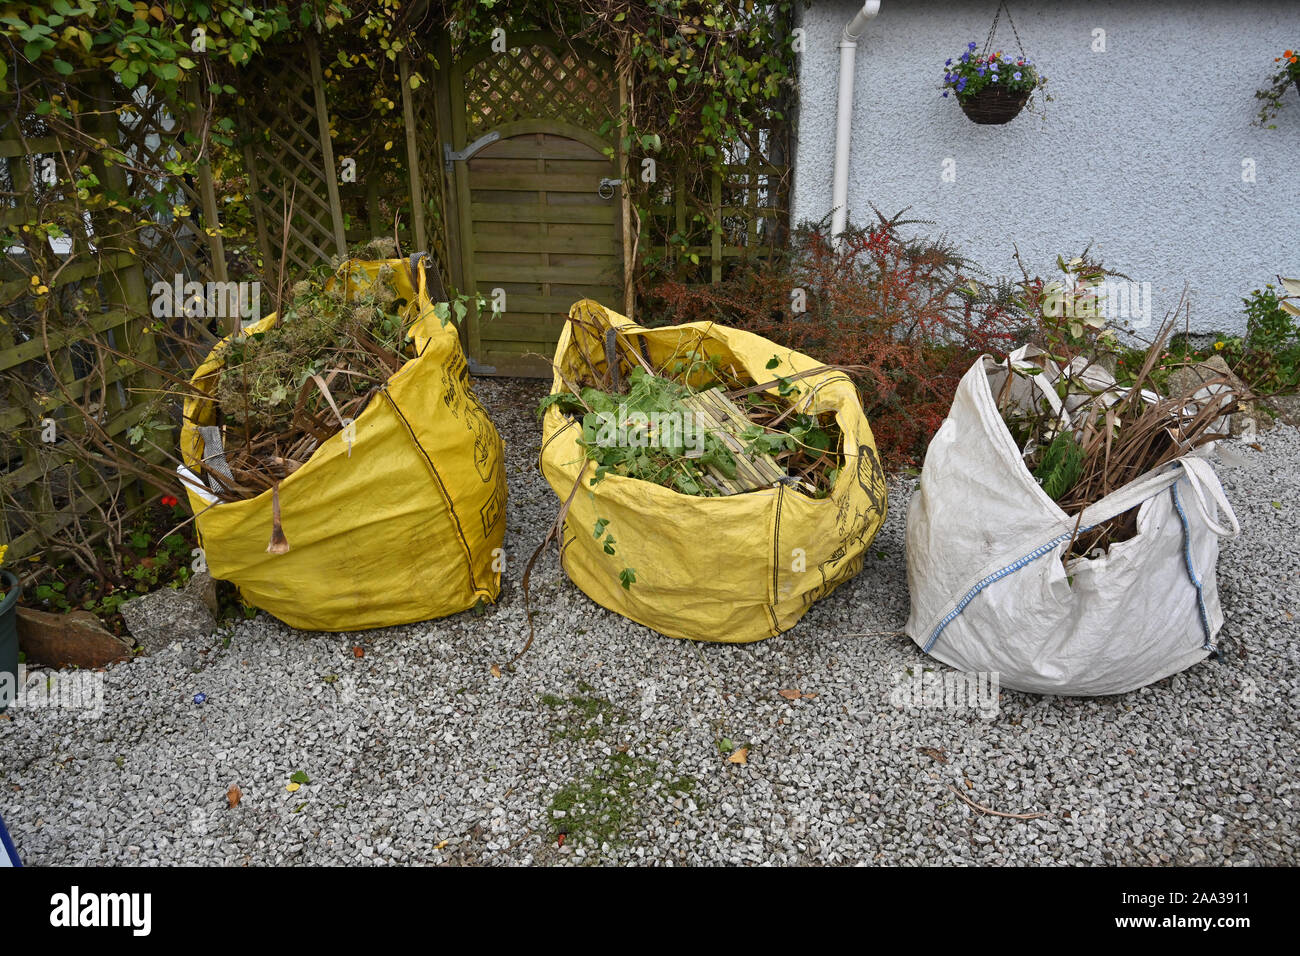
[727,747,749,765]
[352,646,365,658]
[490,663,502,678]
[227,785,242,808]
[435,840,448,850]
[779,689,819,700]
[917,747,947,763]
[290,770,310,785]
[286,782,300,793]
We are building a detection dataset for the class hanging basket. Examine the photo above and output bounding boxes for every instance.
[958,84,1032,125]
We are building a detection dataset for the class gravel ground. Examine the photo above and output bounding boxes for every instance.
[2,377,1297,866]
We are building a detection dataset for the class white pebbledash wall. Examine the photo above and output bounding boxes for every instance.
[790,0,1300,334]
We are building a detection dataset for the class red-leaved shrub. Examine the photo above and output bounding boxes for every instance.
[642,211,1026,467]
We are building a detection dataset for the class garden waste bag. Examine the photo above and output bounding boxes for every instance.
[540,300,887,644]
[905,354,1240,696]
[180,257,506,631]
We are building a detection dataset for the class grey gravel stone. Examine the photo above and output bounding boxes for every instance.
[0,377,1296,866]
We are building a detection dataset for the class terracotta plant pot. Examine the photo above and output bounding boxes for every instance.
[958,84,1032,125]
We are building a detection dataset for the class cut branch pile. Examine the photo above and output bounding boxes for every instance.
[193,258,416,502]
[996,310,1243,559]
[537,310,847,499]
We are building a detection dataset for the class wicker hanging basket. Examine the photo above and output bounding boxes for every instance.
[958,84,1032,125]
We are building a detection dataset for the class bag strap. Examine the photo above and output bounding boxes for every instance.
[196,424,235,492]
[408,251,428,291]
[1176,455,1240,538]
[1076,456,1238,538]
[1075,464,1183,528]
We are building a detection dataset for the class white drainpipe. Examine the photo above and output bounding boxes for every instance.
[831,1,882,244]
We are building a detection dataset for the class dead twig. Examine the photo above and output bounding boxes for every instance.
[945,784,1047,820]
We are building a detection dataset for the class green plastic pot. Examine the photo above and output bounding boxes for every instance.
[0,569,19,713]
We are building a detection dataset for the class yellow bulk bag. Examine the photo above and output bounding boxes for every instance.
[180,257,506,631]
[539,300,888,643]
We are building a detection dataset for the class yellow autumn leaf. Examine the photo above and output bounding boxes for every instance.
[490,663,501,678]
[286,782,301,792]
[36,285,49,295]
[727,747,749,765]
[384,141,393,151]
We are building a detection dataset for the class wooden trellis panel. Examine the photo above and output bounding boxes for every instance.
[117,81,227,283]
[461,32,614,139]
[0,80,163,559]
[236,37,346,285]
[400,49,453,301]
[646,121,790,284]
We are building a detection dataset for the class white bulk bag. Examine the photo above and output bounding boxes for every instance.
[905,355,1240,696]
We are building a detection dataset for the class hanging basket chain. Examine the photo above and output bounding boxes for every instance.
[981,1,1028,60]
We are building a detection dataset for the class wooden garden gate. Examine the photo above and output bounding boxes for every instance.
[236,30,622,379]
[442,31,622,377]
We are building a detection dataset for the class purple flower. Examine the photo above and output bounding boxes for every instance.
[991,73,999,82]
[961,52,970,63]
[968,41,977,51]
[945,58,953,66]
[942,91,949,97]
[977,67,986,76]
[194,692,207,705]
[957,77,967,92]
[1013,71,1022,81]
